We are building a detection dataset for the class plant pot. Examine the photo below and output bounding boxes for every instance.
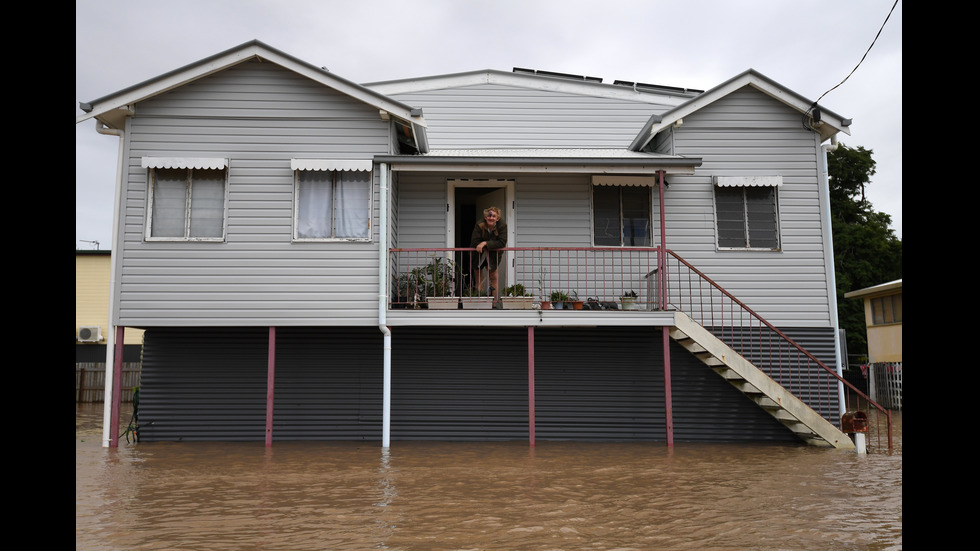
[571,300,584,310]
[540,301,552,310]
[461,296,494,309]
[621,297,637,311]
[426,297,459,310]
[502,296,534,309]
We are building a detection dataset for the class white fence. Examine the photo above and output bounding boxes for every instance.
[868,362,902,410]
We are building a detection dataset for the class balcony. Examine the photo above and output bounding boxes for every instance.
[388,247,669,326]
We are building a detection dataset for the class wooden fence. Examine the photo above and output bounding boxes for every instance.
[75,363,141,403]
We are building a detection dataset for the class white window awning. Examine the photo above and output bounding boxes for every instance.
[591,175,656,187]
[291,159,373,172]
[142,157,228,170]
[713,175,783,187]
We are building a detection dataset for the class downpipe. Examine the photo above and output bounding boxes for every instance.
[819,135,847,424]
[96,120,126,448]
[377,163,392,448]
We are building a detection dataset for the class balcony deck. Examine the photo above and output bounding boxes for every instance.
[386,306,678,327]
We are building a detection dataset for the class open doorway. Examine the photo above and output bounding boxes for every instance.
[448,179,515,294]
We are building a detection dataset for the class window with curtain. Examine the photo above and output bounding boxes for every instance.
[592,185,651,246]
[714,185,780,249]
[294,170,371,240]
[148,167,227,240]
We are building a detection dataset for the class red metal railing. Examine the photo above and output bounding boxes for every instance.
[661,250,893,452]
[388,246,893,452]
[389,247,661,308]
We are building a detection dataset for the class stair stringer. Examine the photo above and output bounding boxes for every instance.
[670,312,855,450]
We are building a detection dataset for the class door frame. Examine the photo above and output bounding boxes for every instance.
[446,178,516,290]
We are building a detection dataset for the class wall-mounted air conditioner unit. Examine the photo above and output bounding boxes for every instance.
[77,326,103,343]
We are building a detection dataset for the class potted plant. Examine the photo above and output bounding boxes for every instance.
[393,266,427,308]
[569,290,585,310]
[550,290,570,310]
[423,256,459,309]
[620,290,638,311]
[502,284,534,309]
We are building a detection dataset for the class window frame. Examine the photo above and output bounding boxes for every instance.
[292,168,374,242]
[590,184,653,247]
[712,177,782,251]
[870,293,902,325]
[145,165,228,242]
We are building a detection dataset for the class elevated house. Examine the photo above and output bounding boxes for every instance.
[78,40,876,449]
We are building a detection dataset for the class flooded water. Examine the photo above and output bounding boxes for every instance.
[77,404,901,550]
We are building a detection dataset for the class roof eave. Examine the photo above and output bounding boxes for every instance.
[374,153,701,174]
[76,39,428,133]
[629,69,853,151]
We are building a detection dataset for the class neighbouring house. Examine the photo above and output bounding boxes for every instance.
[75,250,143,402]
[77,40,876,449]
[845,280,902,409]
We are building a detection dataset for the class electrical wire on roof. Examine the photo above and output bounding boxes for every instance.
[805,0,900,129]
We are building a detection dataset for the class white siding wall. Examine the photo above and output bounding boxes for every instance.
[658,87,833,326]
[392,87,834,327]
[116,61,391,327]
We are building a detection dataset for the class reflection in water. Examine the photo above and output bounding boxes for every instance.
[77,404,901,550]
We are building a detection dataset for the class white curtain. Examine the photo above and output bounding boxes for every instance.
[188,169,225,238]
[296,170,370,239]
[296,171,334,239]
[335,171,370,238]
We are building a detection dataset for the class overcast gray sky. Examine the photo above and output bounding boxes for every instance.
[76,0,902,250]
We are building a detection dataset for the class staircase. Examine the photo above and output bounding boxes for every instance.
[670,311,855,450]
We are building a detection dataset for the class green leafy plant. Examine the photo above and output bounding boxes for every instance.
[550,290,570,302]
[504,284,532,297]
[424,256,457,297]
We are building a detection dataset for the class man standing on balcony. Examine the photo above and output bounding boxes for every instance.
[470,206,507,306]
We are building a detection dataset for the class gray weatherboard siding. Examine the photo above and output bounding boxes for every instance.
[116,61,390,327]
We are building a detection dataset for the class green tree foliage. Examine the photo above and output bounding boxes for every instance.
[828,144,902,359]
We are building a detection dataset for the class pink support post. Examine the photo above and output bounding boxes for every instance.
[658,170,674,446]
[528,327,535,447]
[109,326,125,448]
[265,326,276,447]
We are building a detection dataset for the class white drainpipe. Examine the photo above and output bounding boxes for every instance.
[96,120,126,448]
[377,162,392,448]
[819,134,846,419]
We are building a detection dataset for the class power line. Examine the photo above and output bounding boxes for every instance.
[815,0,900,106]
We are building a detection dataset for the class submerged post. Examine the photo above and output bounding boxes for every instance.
[528,326,535,446]
[265,326,276,447]
[108,326,125,448]
[658,170,674,446]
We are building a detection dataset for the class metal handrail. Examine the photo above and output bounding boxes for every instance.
[663,249,893,452]
[389,246,893,452]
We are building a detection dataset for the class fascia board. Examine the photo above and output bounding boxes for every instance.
[77,40,426,129]
[630,70,852,150]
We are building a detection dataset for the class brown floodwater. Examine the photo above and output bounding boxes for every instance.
[76,403,901,550]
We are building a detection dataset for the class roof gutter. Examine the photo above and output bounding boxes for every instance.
[373,153,701,174]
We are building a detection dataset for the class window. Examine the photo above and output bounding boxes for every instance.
[871,294,902,325]
[147,165,227,240]
[713,176,781,250]
[592,185,651,246]
[294,169,371,240]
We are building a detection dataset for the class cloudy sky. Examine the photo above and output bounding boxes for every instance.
[76,0,902,249]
